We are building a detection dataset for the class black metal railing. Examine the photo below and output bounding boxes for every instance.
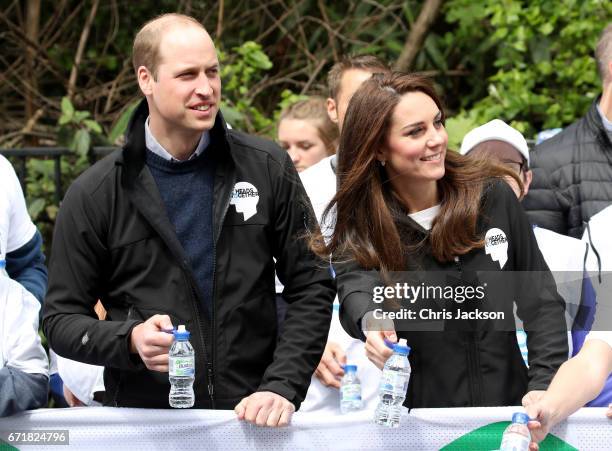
[0,146,118,204]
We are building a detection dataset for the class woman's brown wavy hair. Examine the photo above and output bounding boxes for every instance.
[310,72,522,273]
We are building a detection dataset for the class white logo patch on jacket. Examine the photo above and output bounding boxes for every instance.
[485,227,508,269]
[230,182,259,221]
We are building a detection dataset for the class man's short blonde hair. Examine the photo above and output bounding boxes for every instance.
[132,13,205,79]
[327,55,389,101]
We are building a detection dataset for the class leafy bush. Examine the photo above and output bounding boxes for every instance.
[444,0,610,141]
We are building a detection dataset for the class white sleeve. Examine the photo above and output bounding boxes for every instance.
[56,355,105,405]
[2,278,48,375]
[0,155,37,252]
[585,331,612,347]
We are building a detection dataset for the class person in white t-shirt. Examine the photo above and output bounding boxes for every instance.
[0,155,47,303]
[274,97,338,331]
[0,276,48,416]
[298,55,390,413]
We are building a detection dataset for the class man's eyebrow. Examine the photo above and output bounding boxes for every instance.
[173,62,220,73]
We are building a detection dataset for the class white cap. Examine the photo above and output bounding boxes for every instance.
[460,119,530,166]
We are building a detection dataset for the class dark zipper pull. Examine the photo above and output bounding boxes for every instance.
[454,255,462,273]
[207,364,214,397]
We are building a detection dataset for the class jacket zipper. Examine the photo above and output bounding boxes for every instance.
[208,176,235,407]
[454,255,482,405]
[185,275,214,407]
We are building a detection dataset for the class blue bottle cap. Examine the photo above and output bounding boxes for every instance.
[0,260,5,269]
[392,343,410,355]
[512,412,529,424]
[173,325,190,340]
[344,364,357,372]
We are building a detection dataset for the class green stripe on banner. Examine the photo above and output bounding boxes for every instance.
[440,421,578,451]
[0,439,19,451]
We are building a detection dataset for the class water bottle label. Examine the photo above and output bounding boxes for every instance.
[379,371,409,395]
[341,384,362,401]
[169,356,195,377]
[500,433,530,451]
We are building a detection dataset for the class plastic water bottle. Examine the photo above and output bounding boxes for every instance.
[340,364,363,413]
[374,339,411,427]
[169,325,195,408]
[500,412,531,451]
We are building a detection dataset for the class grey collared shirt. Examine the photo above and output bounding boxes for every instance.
[596,102,612,133]
[145,116,210,162]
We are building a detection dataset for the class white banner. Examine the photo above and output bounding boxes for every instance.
[0,406,609,450]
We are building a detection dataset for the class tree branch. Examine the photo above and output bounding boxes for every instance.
[216,0,224,39]
[393,0,443,72]
[25,0,40,130]
[67,0,100,100]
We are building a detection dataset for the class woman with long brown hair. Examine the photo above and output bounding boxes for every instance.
[312,72,568,408]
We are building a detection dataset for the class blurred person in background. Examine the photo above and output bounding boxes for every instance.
[524,23,612,237]
[277,97,337,172]
[298,56,390,414]
[460,119,532,199]
[461,119,612,409]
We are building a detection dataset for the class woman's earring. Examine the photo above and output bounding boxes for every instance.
[380,160,386,167]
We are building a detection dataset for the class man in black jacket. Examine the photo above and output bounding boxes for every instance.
[43,13,335,426]
[524,23,612,238]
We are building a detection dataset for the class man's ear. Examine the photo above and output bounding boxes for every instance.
[326,97,339,124]
[137,66,154,96]
[523,169,533,196]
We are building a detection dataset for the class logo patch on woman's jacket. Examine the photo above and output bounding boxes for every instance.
[485,227,508,269]
[230,182,259,220]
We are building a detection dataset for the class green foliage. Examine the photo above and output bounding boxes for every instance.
[58,97,104,160]
[25,97,107,247]
[220,41,304,137]
[219,41,275,133]
[4,0,611,247]
[445,112,481,151]
[444,0,611,140]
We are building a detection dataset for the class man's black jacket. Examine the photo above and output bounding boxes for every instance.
[43,101,335,409]
[524,100,612,238]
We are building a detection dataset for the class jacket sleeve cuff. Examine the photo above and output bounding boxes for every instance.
[339,291,374,341]
[116,320,146,371]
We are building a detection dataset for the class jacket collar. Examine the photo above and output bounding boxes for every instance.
[119,99,233,186]
[586,98,612,152]
[118,99,236,254]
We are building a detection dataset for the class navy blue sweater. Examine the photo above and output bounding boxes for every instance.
[6,231,47,304]
[146,150,216,315]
